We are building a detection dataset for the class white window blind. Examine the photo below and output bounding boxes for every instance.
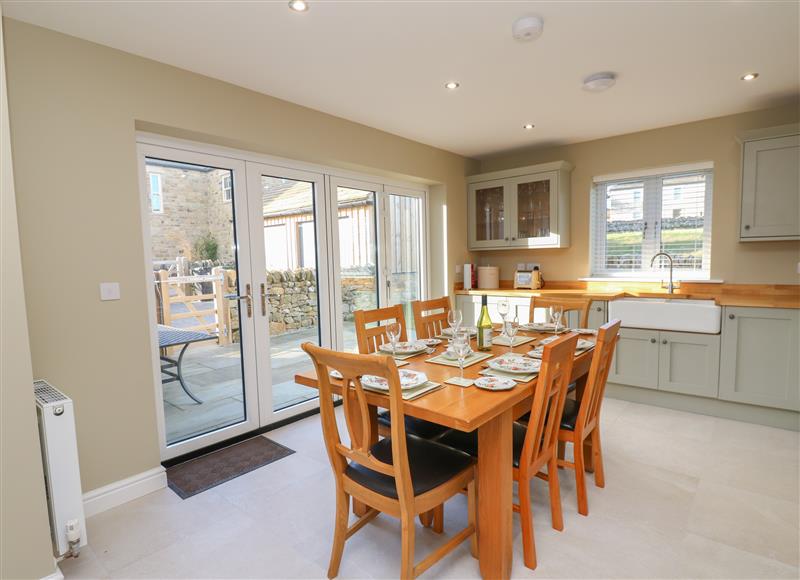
[591,167,713,279]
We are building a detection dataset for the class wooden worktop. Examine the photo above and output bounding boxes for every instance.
[454,281,800,309]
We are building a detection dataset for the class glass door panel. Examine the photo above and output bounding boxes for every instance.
[258,174,322,412]
[331,179,380,352]
[475,185,505,241]
[516,178,551,239]
[140,146,260,458]
[386,192,424,337]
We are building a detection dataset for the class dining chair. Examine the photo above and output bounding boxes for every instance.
[301,343,477,579]
[353,304,408,354]
[557,319,621,516]
[411,297,452,339]
[354,306,450,437]
[529,295,593,329]
[437,332,579,570]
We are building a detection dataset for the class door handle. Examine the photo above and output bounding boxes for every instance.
[233,284,252,318]
[260,283,267,317]
[728,313,735,320]
[650,338,656,344]
[662,339,668,345]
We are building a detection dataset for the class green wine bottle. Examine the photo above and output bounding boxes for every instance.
[476,294,493,351]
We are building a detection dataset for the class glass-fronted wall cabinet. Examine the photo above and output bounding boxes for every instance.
[467,161,572,250]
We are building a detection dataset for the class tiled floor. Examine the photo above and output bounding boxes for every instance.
[62,399,799,579]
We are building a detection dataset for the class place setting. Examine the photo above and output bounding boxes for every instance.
[359,369,443,400]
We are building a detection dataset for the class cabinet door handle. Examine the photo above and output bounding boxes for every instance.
[662,339,668,345]
[504,237,509,241]
[650,338,657,344]
[511,236,516,241]
[744,225,751,230]
[728,313,735,320]
[596,307,602,312]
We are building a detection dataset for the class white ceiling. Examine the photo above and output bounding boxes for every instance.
[3,1,798,158]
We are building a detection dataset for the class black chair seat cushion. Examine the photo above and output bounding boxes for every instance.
[345,434,474,499]
[518,398,579,431]
[377,410,450,439]
[559,398,579,431]
[436,423,534,468]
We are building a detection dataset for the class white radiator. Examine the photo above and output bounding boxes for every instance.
[34,380,87,558]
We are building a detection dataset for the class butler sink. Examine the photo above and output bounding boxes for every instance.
[608,298,722,334]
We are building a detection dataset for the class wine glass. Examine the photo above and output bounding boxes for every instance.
[504,313,519,353]
[497,299,510,338]
[447,309,462,338]
[550,306,564,334]
[453,330,471,383]
[386,322,401,356]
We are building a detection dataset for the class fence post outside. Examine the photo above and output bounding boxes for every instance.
[212,266,231,345]
[158,269,172,327]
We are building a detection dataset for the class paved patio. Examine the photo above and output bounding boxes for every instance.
[162,323,358,445]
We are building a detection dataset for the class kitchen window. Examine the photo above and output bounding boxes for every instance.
[590,163,713,279]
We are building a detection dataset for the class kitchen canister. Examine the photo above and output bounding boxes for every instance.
[477,266,500,289]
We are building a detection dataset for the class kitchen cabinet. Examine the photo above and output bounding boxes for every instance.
[566,301,607,329]
[608,328,660,389]
[658,331,720,398]
[719,307,800,411]
[467,161,572,250]
[609,328,720,396]
[738,124,800,241]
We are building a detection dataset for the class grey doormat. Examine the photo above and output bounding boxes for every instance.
[167,436,295,499]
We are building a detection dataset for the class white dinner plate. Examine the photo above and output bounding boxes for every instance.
[440,326,478,337]
[474,376,516,391]
[487,355,540,374]
[360,369,428,391]
[419,338,442,347]
[377,341,427,355]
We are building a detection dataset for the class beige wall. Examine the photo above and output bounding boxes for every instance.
[0,11,57,580]
[475,105,800,283]
[4,18,476,492]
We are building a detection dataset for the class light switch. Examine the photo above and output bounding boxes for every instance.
[99,282,121,301]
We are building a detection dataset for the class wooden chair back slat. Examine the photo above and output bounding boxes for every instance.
[353,305,408,354]
[301,343,415,503]
[411,297,452,339]
[576,319,621,433]
[519,332,578,473]
[529,296,592,329]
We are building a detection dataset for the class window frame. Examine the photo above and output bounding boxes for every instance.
[148,172,163,214]
[221,174,233,203]
[590,164,713,280]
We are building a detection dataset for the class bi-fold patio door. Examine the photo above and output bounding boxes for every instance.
[140,141,426,460]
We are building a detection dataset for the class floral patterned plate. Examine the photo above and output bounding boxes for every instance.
[377,341,427,355]
[419,338,442,347]
[474,376,516,391]
[361,369,428,391]
[487,355,539,374]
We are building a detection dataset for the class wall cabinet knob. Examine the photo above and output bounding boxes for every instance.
[504,237,509,241]
[662,339,668,345]
[511,237,516,241]
[744,225,751,230]
[728,313,735,319]
[596,307,602,312]
[650,338,657,343]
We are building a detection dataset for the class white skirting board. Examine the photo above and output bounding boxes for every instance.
[41,564,64,580]
[82,466,167,518]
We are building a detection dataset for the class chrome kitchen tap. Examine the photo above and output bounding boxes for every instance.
[650,251,675,294]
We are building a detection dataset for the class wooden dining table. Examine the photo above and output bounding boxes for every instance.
[294,327,596,580]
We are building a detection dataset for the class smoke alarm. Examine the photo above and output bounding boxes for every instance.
[512,15,544,41]
[583,72,617,92]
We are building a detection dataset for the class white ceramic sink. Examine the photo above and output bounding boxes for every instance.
[608,298,721,334]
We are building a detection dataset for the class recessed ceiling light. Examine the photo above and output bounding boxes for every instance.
[288,0,308,12]
[523,123,535,130]
[445,81,460,90]
[741,72,759,81]
[583,72,617,92]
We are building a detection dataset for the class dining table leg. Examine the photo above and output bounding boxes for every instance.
[477,408,513,580]
[353,405,379,516]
